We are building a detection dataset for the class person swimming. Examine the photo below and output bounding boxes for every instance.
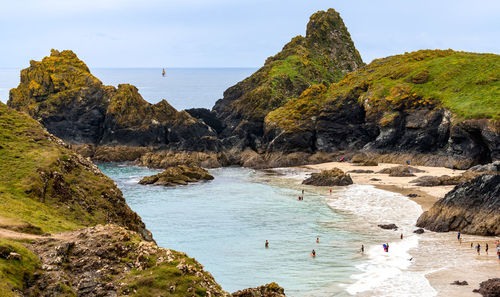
[265,240,269,248]
[311,249,316,257]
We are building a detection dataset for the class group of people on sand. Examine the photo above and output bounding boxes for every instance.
[458,232,500,259]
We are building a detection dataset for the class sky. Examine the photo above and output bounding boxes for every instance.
[0,0,499,68]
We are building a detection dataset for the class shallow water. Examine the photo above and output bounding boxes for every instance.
[99,164,435,296]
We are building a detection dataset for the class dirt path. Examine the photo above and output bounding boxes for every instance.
[0,227,48,240]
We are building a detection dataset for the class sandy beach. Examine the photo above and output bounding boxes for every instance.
[304,161,500,296]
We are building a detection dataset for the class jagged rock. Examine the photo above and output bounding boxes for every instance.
[468,161,500,172]
[138,165,214,186]
[416,175,500,235]
[232,282,286,297]
[8,49,220,161]
[377,165,425,177]
[451,280,468,286]
[473,278,500,297]
[302,168,353,186]
[25,225,229,297]
[413,228,425,234]
[214,8,363,152]
[378,224,398,230]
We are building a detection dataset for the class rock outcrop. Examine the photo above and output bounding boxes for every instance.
[8,49,219,161]
[213,8,363,152]
[377,165,425,177]
[416,175,500,235]
[232,282,286,297]
[302,168,353,186]
[473,278,500,297]
[25,225,228,297]
[139,165,214,186]
[409,171,486,186]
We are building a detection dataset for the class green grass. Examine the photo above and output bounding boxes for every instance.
[266,50,500,131]
[0,102,139,234]
[0,238,40,296]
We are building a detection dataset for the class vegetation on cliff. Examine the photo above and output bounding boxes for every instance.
[266,50,500,132]
[0,102,149,238]
[214,8,363,138]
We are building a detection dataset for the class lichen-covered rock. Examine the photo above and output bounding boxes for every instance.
[377,165,425,177]
[416,175,500,235]
[8,49,219,160]
[214,8,363,151]
[232,282,286,297]
[139,165,214,186]
[302,168,353,186]
[25,225,229,297]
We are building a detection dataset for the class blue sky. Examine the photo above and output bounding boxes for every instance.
[1,0,499,68]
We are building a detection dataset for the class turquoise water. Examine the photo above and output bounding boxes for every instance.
[99,164,369,296]
[0,68,256,110]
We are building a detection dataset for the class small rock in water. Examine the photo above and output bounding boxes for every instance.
[378,223,398,230]
[413,228,425,234]
[451,280,468,286]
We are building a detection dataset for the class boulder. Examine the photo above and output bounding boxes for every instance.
[473,278,500,297]
[139,165,214,186]
[378,224,398,230]
[232,282,286,297]
[377,165,425,177]
[409,171,486,187]
[302,168,353,186]
[348,169,374,173]
[416,175,500,235]
[451,280,468,286]
[413,228,425,234]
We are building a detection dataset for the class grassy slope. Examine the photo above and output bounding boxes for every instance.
[266,50,500,131]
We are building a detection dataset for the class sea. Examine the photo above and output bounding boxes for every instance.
[0,68,437,296]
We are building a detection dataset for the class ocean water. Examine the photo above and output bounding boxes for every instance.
[99,164,435,296]
[0,68,256,110]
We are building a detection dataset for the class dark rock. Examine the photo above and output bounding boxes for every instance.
[232,282,286,297]
[302,168,353,186]
[409,171,486,187]
[370,178,381,181]
[468,161,500,172]
[413,228,425,234]
[348,169,374,173]
[451,280,468,286]
[138,165,214,186]
[186,108,224,134]
[377,165,425,177]
[416,175,500,235]
[378,224,398,230]
[407,193,419,198]
[474,278,500,297]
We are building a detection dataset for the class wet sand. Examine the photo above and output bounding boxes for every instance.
[303,161,500,296]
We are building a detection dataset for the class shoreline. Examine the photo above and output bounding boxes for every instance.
[301,161,500,296]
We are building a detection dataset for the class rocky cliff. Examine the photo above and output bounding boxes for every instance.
[212,8,364,152]
[263,50,500,168]
[8,49,219,161]
[416,174,500,235]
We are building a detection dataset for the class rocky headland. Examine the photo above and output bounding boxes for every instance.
[138,165,214,186]
[416,174,500,235]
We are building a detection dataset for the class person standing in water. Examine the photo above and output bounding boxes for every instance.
[311,249,316,257]
[361,244,365,254]
[265,240,269,248]
[316,237,319,244]
[400,233,403,240]
[476,243,481,255]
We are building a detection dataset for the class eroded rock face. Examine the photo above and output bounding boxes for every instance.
[232,282,286,297]
[416,175,500,235]
[139,165,214,186]
[302,168,353,186]
[8,49,219,160]
[26,225,229,297]
[213,8,363,152]
[473,278,500,297]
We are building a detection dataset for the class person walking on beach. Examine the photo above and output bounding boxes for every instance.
[457,232,461,241]
[471,242,473,248]
[386,243,389,252]
[476,243,481,255]
[485,243,488,255]
[361,244,365,254]
[329,188,332,195]
[383,243,387,252]
[400,233,403,240]
[265,240,269,248]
